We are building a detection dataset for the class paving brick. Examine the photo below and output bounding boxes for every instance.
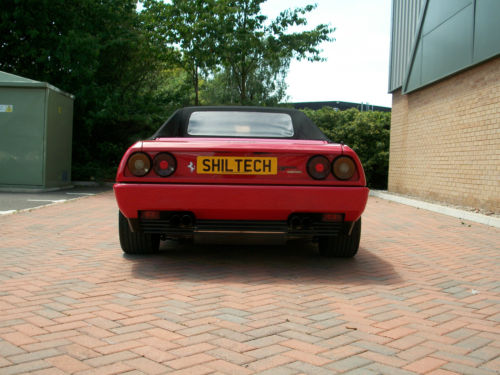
[12,323,48,336]
[279,329,323,343]
[469,345,500,361]
[246,354,294,372]
[327,355,373,372]
[280,339,328,354]
[367,362,420,375]
[244,344,288,359]
[253,366,298,375]
[46,354,91,373]
[123,357,169,374]
[69,335,107,349]
[455,335,492,351]
[207,347,255,365]
[169,343,216,358]
[244,334,287,348]
[174,333,218,346]
[21,338,71,352]
[404,357,449,374]
[282,350,331,366]
[0,360,52,375]
[8,348,60,364]
[83,351,139,367]
[101,331,148,344]
[360,351,407,368]
[138,336,180,351]
[481,356,500,373]
[74,362,133,375]
[246,325,288,338]
[93,340,143,355]
[30,368,68,375]
[426,370,461,375]
[0,192,499,375]
[164,353,215,370]
[322,344,366,361]
[432,350,483,368]
[353,340,398,356]
[0,340,26,356]
[131,345,176,362]
[397,345,437,361]
[388,335,427,350]
[287,360,336,375]
[204,359,253,375]
[167,365,214,375]
[0,356,12,367]
[1,332,39,346]
[381,326,417,340]
[78,326,113,339]
[210,337,256,353]
[442,362,498,375]
[59,343,100,361]
[176,324,218,337]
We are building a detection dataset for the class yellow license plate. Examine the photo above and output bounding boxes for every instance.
[197,156,277,175]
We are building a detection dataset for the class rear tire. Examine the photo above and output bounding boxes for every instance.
[119,211,160,254]
[318,218,361,258]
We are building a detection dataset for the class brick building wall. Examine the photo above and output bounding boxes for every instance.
[388,56,500,213]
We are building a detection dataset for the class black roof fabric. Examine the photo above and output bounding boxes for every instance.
[151,106,330,141]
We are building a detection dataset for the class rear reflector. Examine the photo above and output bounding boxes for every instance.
[140,211,161,220]
[322,213,343,222]
[153,152,177,177]
[307,155,330,180]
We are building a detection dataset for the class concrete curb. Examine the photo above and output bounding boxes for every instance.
[0,185,74,193]
[72,181,115,187]
[0,196,88,216]
[370,190,500,228]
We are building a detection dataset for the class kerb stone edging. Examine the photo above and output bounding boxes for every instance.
[370,190,500,228]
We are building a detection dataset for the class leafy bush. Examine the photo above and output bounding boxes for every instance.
[303,107,391,189]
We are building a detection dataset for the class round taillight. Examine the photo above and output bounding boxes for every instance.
[153,153,176,177]
[307,155,330,180]
[332,156,356,180]
[127,152,151,177]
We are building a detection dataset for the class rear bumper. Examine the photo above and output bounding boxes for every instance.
[114,183,369,222]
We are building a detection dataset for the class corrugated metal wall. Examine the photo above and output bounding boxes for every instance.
[388,0,424,92]
[404,0,500,93]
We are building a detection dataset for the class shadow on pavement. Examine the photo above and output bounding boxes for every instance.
[126,239,402,285]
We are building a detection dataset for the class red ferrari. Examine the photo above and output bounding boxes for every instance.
[114,107,369,257]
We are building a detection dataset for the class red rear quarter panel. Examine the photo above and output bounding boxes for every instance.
[115,138,366,186]
[114,138,368,221]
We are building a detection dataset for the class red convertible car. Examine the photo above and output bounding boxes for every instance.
[114,107,369,257]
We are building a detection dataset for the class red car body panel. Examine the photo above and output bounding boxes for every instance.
[114,138,368,225]
[114,183,369,222]
[116,138,365,186]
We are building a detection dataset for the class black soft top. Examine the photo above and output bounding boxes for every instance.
[151,106,329,141]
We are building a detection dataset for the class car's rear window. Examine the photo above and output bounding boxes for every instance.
[187,111,294,138]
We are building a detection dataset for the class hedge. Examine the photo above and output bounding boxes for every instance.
[303,107,391,189]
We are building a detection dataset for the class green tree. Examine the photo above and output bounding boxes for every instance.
[142,0,222,105]
[0,0,181,179]
[217,0,333,104]
[143,0,333,106]
[203,63,288,106]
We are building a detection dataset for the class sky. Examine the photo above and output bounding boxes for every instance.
[261,0,393,107]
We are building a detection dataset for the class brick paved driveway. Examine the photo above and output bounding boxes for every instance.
[0,192,499,375]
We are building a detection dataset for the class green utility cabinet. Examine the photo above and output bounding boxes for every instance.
[0,71,74,189]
